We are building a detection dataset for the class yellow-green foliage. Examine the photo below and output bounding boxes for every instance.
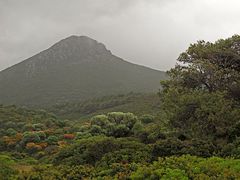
[131,155,240,179]
[0,154,18,179]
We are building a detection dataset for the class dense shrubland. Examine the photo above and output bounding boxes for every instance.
[50,93,161,120]
[0,35,240,179]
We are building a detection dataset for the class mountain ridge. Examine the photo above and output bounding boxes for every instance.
[1,35,162,73]
[0,35,167,107]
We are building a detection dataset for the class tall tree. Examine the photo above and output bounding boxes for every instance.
[163,35,240,99]
[160,35,240,138]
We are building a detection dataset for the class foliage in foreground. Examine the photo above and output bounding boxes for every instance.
[2,153,240,179]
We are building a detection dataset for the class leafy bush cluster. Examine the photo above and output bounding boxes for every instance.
[3,153,240,179]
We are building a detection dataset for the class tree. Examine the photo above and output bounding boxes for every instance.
[159,35,240,139]
[164,35,240,99]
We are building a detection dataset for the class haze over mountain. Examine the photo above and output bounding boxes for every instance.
[0,36,166,107]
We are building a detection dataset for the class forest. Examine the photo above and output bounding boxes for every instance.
[0,35,240,179]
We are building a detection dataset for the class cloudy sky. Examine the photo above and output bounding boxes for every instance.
[0,0,240,71]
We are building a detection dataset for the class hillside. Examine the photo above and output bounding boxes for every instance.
[0,36,167,107]
[50,93,162,120]
[0,105,60,137]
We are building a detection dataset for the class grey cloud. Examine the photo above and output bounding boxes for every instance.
[0,0,240,71]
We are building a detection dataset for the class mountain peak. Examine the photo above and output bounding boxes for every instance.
[54,35,106,49]
[65,35,95,40]
[49,35,112,58]
[61,35,97,44]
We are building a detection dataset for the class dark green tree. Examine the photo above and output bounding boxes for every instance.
[160,35,240,139]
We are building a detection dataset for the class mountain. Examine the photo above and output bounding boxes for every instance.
[0,35,167,107]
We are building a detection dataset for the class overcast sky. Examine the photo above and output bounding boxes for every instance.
[0,0,240,71]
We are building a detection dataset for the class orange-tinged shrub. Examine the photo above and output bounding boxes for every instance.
[63,127,71,131]
[35,145,42,150]
[3,136,16,146]
[37,142,48,149]
[63,134,75,139]
[15,133,23,141]
[26,142,42,150]
[58,141,68,148]
[44,129,54,135]
[26,142,35,148]
[3,134,22,146]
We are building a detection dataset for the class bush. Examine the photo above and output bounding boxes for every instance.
[152,138,216,158]
[46,135,59,145]
[32,123,45,131]
[35,131,46,140]
[0,155,18,179]
[107,112,137,129]
[139,114,155,124]
[54,136,151,166]
[6,128,17,136]
[89,112,139,138]
[22,132,41,144]
[91,115,109,127]
[130,155,240,179]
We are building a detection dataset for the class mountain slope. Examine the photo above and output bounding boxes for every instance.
[0,36,167,106]
[50,93,162,121]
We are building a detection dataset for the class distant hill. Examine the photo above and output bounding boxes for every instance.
[0,36,167,106]
[50,93,162,121]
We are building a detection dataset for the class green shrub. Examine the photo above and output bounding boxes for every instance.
[139,114,155,124]
[130,155,240,179]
